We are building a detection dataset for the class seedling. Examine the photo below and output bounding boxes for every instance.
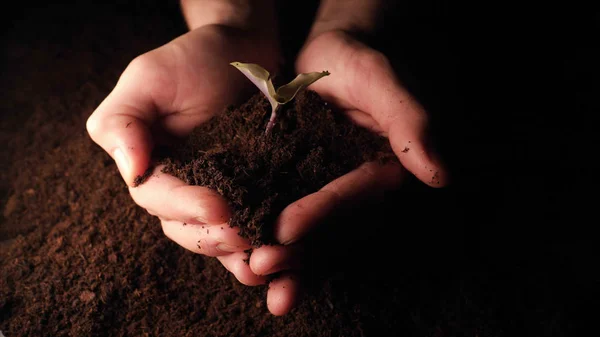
[230,62,330,134]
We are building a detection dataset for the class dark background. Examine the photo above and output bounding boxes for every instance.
[2,0,598,335]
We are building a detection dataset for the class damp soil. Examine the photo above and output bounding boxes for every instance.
[154,90,395,247]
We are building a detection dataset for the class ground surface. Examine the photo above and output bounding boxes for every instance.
[1,1,598,336]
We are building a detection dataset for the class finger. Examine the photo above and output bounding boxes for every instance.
[276,161,404,245]
[267,272,300,316]
[161,219,251,257]
[218,252,267,286]
[86,53,180,186]
[249,244,303,276]
[86,104,154,186]
[129,165,232,225]
[343,109,384,134]
[296,31,448,187]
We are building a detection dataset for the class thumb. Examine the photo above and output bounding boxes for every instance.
[86,101,154,186]
[86,53,178,186]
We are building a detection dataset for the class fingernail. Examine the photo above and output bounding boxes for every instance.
[216,243,242,253]
[113,148,130,179]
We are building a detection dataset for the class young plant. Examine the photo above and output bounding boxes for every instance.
[230,62,330,134]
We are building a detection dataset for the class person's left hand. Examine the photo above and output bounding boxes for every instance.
[248,29,449,315]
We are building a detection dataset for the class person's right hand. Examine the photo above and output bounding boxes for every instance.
[86,24,279,286]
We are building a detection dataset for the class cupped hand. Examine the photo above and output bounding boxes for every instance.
[249,30,449,315]
[86,25,279,287]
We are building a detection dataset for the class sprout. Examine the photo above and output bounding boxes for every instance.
[230,62,330,134]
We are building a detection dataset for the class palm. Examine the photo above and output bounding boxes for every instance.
[296,30,446,185]
[126,25,280,138]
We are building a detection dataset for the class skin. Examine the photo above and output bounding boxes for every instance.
[252,0,449,315]
[86,0,448,316]
[87,0,280,287]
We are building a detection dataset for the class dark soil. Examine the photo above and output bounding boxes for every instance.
[159,90,394,247]
[1,1,597,337]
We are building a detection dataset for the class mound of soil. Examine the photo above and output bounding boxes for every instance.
[157,90,394,247]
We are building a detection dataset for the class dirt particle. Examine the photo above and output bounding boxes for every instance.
[79,290,96,303]
[401,147,410,153]
[3,194,19,217]
[430,171,440,184]
[126,121,133,128]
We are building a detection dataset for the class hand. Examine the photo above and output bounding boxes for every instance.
[86,25,279,288]
[249,30,449,315]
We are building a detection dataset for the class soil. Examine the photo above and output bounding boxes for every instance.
[157,90,394,247]
[0,1,596,337]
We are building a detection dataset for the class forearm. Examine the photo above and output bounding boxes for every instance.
[180,0,277,35]
[308,0,391,39]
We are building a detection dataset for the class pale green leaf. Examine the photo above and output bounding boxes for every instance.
[230,62,278,109]
[275,71,330,104]
[230,62,330,134]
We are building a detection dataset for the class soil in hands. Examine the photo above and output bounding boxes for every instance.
[159,90,396,247]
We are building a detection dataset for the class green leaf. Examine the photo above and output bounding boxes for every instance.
[230,62,330,134]
[275,71,330,104]
[230,62,279,110]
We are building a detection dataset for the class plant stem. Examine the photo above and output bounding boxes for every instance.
[265,105,279,135]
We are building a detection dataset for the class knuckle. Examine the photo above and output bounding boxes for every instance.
[125,54,157,77]
[349,47,389,73]
[361,49,390,68]
[123,51,177,108]
[85,113,98,137]
[145,208,158,217]
[359,162,379,178]
[127,186,147,208]
[121,53,166,91]
[318,188,343,205]
[160,220,173,240]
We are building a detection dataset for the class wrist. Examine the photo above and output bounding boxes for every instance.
[180,0,277,38]
[307,0,386,41]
